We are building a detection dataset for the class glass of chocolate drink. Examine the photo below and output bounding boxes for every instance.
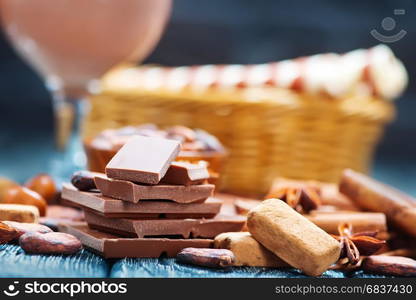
[0,0,172,150]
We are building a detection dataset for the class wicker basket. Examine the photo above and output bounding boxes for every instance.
[83,78,395,197]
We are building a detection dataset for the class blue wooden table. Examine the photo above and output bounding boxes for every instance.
[0,244,392,278]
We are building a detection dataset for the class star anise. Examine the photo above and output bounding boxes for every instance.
[269,186,321,213]
[332,223,386,265]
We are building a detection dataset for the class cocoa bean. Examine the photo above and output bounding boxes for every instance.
[19,232,82,255]
[362,255,416,277]
[0,221,18,244]
[0,177,19,202]
[234,199,261,216]
[3,221,52,238]
[177,248,234,268]
[166,125,196,142]
[71,171,97,191]
[40,206,84,231]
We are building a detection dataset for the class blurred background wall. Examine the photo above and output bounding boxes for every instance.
[0,0,414,177]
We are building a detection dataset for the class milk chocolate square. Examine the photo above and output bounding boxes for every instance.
[105,136,180,184]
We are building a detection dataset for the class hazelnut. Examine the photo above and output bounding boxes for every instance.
[70,171,97,191]
[25,174,57,203]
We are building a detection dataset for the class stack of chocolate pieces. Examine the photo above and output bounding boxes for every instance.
[61,136,245,258]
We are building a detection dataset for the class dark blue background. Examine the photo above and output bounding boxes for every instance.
[0,0,414,193]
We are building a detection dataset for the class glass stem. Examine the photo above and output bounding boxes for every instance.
[52,90,85,150]
[51,89,87,181]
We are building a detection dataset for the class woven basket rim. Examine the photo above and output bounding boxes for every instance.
[93,88,395,123]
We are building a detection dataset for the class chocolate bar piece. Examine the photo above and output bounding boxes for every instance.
[362,255,416,277]
[306,211,387,235]
[62,184,221,219]
[160,162,209,185]
[94,175,214,204]
[340,169,416,237]
[84,210,246,238]
[105,136,180,185]
[59,224,213,258]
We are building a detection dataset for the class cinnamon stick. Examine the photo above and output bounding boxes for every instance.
[306,211,387,235]
[339,169,416,237]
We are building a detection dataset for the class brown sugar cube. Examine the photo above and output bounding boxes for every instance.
[214,232,289,268]
[106,136,180,185]
[0,204,40,223]
[247,199,341,276]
